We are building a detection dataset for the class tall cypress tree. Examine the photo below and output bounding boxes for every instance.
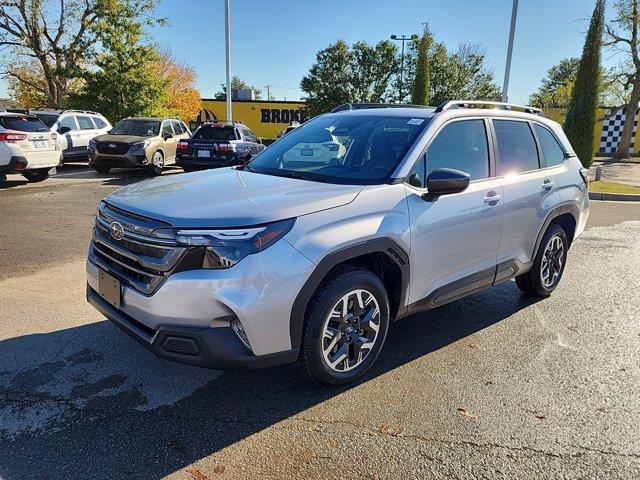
[411,25,433,105]
[563,0,605,167]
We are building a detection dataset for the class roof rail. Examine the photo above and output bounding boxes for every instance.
[0,107,29,114]
[332,102,432,113]
[434,100,543,115]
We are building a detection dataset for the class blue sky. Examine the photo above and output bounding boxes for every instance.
[0,0,620,104]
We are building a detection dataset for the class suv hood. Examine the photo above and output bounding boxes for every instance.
[105,168,363,228]
[94,134,153,144]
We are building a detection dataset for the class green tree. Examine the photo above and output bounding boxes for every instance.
[605,0,640,159]
[215,76,262,100]
[564,0,605,167]
[300,39,398,116]
[0,0,162,108]
[411,25,433,105]
[530,58,580,108]
[74,3,168,122]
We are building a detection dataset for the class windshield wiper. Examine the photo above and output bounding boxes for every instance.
[268,170,326,183]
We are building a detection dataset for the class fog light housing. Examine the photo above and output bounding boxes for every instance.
[230,318,251,350]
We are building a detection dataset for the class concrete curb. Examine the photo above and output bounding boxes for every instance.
[589,192,640,202]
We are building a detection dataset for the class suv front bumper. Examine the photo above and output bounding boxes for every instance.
[88,146,148,168]
[86,237,314,369]
[87,285,298,369]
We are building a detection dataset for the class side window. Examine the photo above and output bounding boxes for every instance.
[162,121,174,136]
[424,119,489,181]
[493,120,540,175]
[534,124,566,167]
[248,129,259,143]
[93,117,108,129]
[77,115,95,130]
[58,116,77,131]
[171,120,184,135]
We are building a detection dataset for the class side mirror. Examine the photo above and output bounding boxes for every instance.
[58,126,71,134]
[163,133,174,140]
[422,168,470,201]
[107,129,112,134]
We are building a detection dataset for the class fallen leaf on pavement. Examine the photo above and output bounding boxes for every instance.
[457,407,473,417]
[187,468,209,480]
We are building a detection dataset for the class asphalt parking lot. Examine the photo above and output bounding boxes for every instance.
[1,166,640,479]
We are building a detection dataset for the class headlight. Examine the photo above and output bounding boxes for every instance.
[175,218,295,269]
[132,140,151,149]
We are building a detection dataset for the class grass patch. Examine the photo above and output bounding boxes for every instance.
[589,180,640,195]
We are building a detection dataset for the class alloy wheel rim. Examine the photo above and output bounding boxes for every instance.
[540,235,565,288]
[321,289,380,372]
[153,152,164,169]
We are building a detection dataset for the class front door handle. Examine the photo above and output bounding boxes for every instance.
[542,179,555,190]
[483,191,502,205]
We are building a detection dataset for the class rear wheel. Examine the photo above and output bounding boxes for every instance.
[93,164,110,174]
[22,168,50,182]
[297,266,390,387]
[516,223,568,297]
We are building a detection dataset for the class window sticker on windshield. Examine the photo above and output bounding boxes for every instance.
[407,118,424,125]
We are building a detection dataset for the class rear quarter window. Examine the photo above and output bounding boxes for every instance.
[93,117,108,129]
[0,116,49,132]
[534,124,566,167]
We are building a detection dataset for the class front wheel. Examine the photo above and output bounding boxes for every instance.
[516,223,568,297]
[297,266,390,387]
[149,150,164,176]
[22,168,50,182]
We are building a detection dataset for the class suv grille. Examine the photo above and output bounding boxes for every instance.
[97,142,130,155]
[89,203,188,295]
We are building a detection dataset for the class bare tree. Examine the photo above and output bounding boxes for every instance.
[0,0,104,107]
[605,0,640,158]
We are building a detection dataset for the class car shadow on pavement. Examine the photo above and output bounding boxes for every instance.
[0,280,540,479]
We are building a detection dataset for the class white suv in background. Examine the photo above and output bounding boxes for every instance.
[0,112,62,182]
[31,110,112,163]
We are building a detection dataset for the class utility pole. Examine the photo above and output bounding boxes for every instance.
[501,0,519,103]
[224,0,232,121]
[390,34,418,103]
[265,85,273,100]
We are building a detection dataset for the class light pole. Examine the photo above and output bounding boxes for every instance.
[224,0,232,121]
[390,34,417,103]
[501,0,519,102]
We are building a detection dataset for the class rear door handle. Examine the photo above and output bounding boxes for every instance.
[483,191,502,205]
[542,179,555,190]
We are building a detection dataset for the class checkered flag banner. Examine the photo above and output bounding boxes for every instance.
[599,106,638,154]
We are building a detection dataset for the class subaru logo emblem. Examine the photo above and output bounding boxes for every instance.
[109,143,116,148]
[109,221,124,241]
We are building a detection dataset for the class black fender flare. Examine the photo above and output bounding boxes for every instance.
[289,238,410,349]
[532,202,580,259]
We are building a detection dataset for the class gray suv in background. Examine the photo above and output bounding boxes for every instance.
[86,101,589,386]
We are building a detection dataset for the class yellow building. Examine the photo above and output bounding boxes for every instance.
[191,99,308,140]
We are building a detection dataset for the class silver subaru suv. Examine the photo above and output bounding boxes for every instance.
[86,101,590,386]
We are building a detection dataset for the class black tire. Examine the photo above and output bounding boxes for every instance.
[93,164,110,174]
[149,150,164,176]
[516,223,568,297]
[297,266,390,387]
[21,168,50,182]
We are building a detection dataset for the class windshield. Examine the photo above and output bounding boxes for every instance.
[193,125,236,141]
[0,116,49,132]
[246,113,428,184]
[32,113,58,128]
[110,119,160,136]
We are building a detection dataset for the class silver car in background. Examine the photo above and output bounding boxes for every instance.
[86,101,589,386]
